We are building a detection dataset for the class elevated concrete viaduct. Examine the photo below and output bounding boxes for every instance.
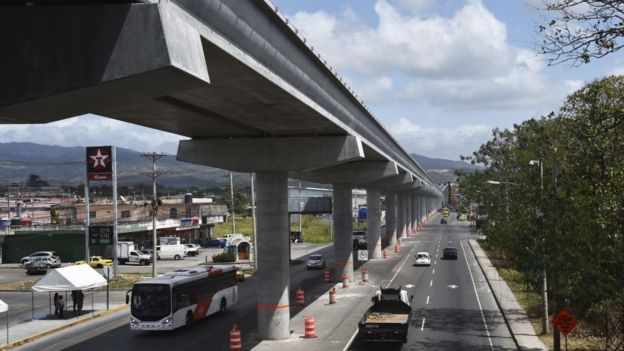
[0,0,442,340]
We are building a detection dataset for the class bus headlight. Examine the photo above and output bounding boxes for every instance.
[130,317,138,325]
[162,318,172,325]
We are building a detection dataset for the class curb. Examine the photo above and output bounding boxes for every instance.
[467,239,521,350]
[468,239,547,351]
[0,304,129,351]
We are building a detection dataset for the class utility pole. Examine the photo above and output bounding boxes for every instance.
[250,173,257,270]
[140,152,166,278]
[298,182,303,233]
[230,172,236,234]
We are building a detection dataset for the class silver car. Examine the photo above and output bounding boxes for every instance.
[306,254,326,270]
[21,251,61,266]
[25,256,60,275]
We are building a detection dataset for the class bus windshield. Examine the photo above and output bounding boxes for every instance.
[131,284,171,321]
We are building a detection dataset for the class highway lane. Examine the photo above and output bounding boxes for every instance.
[349,215,517,350]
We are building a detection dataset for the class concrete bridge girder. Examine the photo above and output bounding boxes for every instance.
[177,135,364,172]
[290,160,398,185]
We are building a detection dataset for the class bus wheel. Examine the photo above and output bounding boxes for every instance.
[219,298,227,314]
[185,312,193,328]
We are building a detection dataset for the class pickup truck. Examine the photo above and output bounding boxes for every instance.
[358,287,413,343]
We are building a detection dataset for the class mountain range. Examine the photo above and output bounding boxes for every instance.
[0,142,477,188]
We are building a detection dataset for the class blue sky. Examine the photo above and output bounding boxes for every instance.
[1,0,619,160]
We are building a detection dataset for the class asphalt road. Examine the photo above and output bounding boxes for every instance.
[348,215,517,350]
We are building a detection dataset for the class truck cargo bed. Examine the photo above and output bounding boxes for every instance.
[365,312,409,324]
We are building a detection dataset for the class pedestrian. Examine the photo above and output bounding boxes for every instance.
[53,293,60,316]
[58,296,65,318]
[71,290,77,312]
[77,290,85,314]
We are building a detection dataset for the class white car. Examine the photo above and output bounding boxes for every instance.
[184,244,200,256]
[413,252,431,266]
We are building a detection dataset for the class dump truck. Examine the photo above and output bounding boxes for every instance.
[358,287,413,343]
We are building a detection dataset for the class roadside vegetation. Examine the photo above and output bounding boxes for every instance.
[214,215,335,243]
[462,76,624,350]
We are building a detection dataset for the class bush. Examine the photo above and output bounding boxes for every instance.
[212,252,236,262]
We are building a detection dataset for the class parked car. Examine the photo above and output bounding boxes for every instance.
[21,251,61,266]
[184,244,199,256]
[442,247,458,260]
[306,254,326,270]
[413,252,431,266]
[203,239,227,248]
[75,256,113,268]
[25,256,59,275]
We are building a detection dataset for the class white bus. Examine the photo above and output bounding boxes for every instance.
[127,266,238,330]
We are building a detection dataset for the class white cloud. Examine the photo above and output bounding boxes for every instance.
[389,118,491,159]
[290,0,570,111]
[0,114,184,154]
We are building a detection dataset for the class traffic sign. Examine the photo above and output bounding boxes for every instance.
[357,250,368,261]
[552,309,577,336]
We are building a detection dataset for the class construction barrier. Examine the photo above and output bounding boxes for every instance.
[342,274,349,288]
[383,249,388,259]
[323,269,332,283]
[394,243,400,253]
[296,287,305,306]
[329,287,337,304]
[230,324,242,351]
[304,316,316,338]
[362,268,368,283]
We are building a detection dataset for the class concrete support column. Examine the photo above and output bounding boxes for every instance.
[405,194,412,236]
[411,193,418,233]
[385,192,397,247]
[333,183,354,281]
[414,195,421,229]
[397,193,406,240]
[421,197,426,222]
[367,188,382,259]
[256,172,290,340]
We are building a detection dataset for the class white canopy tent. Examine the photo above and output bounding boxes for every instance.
[32,264,107,292]
[0,299,8,345]
[31,265,108,319]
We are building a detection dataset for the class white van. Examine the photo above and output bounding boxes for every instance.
[156,245,185,260]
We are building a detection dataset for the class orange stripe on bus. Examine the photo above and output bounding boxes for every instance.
[257,304,290,310]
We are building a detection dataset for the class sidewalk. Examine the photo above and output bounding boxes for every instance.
[468,239,547,351]
[0,302,128,351]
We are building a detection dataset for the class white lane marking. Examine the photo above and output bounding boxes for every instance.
[432,269,435,275]
[405,284,415,289]
[461,241,494,350]
[343,327,359,351]
[426,295,430,304]
[420,318,426,331]
[434,260,437,265]
[429,280,433,287]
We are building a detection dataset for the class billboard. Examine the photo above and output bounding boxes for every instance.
[86,146,113,181]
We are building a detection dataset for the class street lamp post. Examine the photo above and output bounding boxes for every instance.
[530,160,549,335]
[486,180,518,221]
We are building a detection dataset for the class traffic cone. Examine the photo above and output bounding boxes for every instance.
[362,268,369,283]
[323,268,332,283]
[230,324,242,351]
[383,249,388,259]
[394,242,400,253]
[342,274,349,288]
[296,287,305,306]
[329,287,337,304]
[304,316,316,338]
